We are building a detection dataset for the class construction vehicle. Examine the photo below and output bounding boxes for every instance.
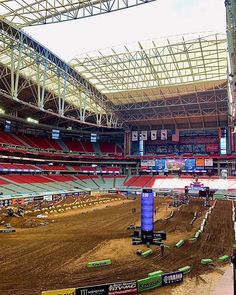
[7,206,25,217]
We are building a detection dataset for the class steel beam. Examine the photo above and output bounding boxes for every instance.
[0,20,120,128]
[0,0,156,27]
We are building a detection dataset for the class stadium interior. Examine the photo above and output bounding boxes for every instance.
[0,0,236,295]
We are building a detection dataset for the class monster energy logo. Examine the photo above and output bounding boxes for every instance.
[79,287,107,295]
[80,290,88,295]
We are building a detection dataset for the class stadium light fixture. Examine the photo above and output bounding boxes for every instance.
[27,117,39,124]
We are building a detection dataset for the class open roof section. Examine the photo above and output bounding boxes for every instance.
[71,33,229,128]
[71,33,227,104]
[0,0,156,27]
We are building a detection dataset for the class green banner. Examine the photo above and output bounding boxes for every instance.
[87,259,112,268]
[137,275,162,292]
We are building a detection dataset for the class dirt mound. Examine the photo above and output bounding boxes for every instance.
[0,215,50,228]
[156,199,206,233]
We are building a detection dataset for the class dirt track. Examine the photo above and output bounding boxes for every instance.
[0,197,234,295]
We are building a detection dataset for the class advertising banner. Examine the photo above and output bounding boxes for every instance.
[76,281,137,295]
[141,131,147,141]
[166,159,185,170]
[108,281,137,294]
[141,160,155,167]
[205,144,219,152]
[184,159,196,171]
[141,190,154,232]
[156,159,166,171]
[76,284,108,295]
[196,159,205,167]
[33,196,44,202]
[161,271,183,286]
[131,131,138,141]
[172,129,179,142]
[0,199,12,207]
[204,158,213,167]
[42,288,76,295]
[43,195,53,202]
[151,130,157,141]
[161,130,167,140]
[137,275,162,292]
[11,198,24,205]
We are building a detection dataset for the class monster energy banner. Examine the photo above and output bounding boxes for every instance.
[76,285,108,295]
[76,280,137,295]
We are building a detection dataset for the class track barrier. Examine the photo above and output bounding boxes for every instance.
[165,211,174,220]
[194,231,201,239]
[190,212,197,225]
[178,266,191,274]
[218,255,229,263]
[42,288,76,295]
[137,275,162,292]
[175,240,184,248]
[141,249,153,257]
[188,237,197,243]
[232,201,236,240]
[201,258,213,265]
[148,270,164,277]
[0,229,16,233]
[87,259,112,268]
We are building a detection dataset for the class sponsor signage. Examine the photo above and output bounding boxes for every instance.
[141,160,155,167]
[33,196,44,202]
[42,288,76,295]
[204,158,213,167]
[137,275,162,292]
[161,271,183,286]
[205,144,219,152]
[153,231,167,240]
[76,281,137,295]
[108,280,137,294]
[156,159,166,171]
[0,229,16,233]
[196,159,205,167]
[0,199,12,207]
[151,130,157,140]
[131,131,138,141]
[161,130,167,140]
[184,159,196,171]
[140,131,147,141]
[166,159,185,170]
[76,285,108,295]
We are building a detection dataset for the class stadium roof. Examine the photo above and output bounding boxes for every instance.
[71,33,227,103]
[70,33,229,128]
[0,19,118,128]
[0,0,231,130]
[0,0,155,27]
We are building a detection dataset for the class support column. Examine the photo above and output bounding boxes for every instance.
[124,131,131,155]
[139,136,144,156]
[217,161,221,176]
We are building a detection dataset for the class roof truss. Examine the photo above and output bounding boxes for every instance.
[72,34,227,101]
[0,0,156,27]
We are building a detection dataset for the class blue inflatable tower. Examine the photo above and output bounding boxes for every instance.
[141,188,154,243]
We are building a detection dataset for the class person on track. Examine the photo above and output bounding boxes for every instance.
[160,243,164,257]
